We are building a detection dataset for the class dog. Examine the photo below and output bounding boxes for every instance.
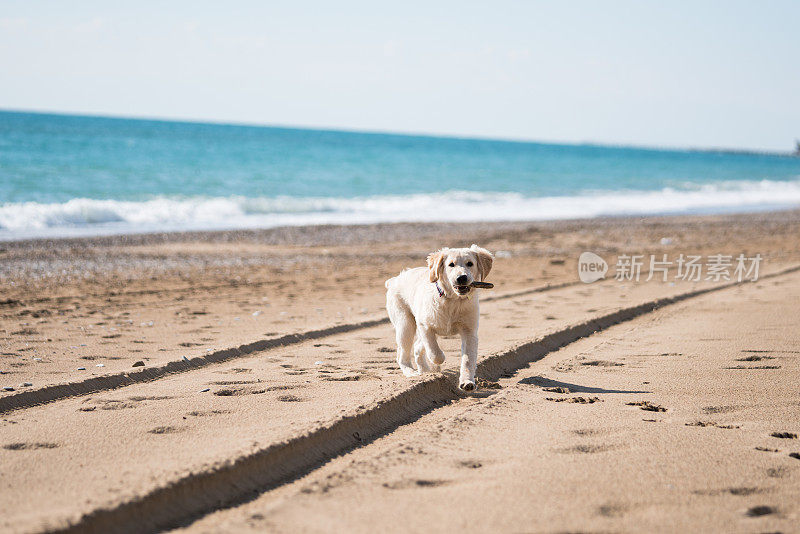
[384,245,493,391]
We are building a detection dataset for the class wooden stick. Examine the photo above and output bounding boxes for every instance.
[470,281,494,289]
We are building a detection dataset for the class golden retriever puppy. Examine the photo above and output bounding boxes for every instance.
[384,244,494,391]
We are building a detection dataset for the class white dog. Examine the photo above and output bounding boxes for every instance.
[384,245,493,391]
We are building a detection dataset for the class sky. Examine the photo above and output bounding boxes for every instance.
[1,1,798,151]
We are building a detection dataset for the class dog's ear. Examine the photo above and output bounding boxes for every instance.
[427,249,447,283]
[470,244,494,281]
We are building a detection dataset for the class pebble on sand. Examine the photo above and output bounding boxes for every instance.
[20,382,33,387]
[132,361,145,367]
[77,367,86,370]
[3,386,15,391]
[95,363,104,367]
[200,388,210,392]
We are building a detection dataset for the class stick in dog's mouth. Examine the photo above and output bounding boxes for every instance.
[470,281,494,289]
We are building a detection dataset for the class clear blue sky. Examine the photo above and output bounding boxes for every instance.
[1,1,798,151]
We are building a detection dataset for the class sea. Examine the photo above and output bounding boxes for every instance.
[1,110,800,241]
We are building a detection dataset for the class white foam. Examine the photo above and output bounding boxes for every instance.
[1,179,799,240]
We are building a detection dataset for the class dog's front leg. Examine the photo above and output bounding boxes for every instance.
[458,329,478,391]
[413,336,437,373]
[419,326,446,366]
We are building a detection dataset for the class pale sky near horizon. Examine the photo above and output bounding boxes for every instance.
[1,1,798,151]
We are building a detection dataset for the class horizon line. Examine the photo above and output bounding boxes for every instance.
[1,107,796,158]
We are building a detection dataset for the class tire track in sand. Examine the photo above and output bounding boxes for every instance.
[0,281,576,414]
[48,265,800,534]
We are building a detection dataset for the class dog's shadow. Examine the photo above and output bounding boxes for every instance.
[460,388,499,399]
[519,375,651,394]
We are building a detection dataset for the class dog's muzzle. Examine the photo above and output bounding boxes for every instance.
[454,275,471,295]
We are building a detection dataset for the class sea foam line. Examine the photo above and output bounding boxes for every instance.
[1,179,799,239]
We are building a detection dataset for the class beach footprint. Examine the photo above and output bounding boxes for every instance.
[3,442,59,450]
[382,479,450,490]
[148,426,184,434]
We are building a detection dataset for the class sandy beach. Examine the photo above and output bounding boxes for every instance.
[2,210,800,533]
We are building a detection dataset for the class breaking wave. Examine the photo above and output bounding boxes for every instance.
[2,179,800,239]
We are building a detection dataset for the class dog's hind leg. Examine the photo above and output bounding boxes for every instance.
[394,318,418,377]
[386,295,419,377]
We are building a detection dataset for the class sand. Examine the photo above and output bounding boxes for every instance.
[1,211,800,532]
[182,269,800,533]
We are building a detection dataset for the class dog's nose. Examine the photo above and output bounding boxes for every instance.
[456,274,469,285]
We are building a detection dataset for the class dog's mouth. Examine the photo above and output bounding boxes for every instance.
[454,285,471,295]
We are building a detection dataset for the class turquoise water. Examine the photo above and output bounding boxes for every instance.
[1,110,799,239]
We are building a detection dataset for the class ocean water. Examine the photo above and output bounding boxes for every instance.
[1,110,800,240]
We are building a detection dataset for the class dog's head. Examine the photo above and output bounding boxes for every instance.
[427,244,493,298]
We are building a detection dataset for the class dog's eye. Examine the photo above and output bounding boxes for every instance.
[448,262,455,267]
[466,261,473,267]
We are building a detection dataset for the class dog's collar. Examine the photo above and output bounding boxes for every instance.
[433,282,445,298]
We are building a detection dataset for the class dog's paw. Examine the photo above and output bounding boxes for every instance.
[402,367,422,377]
[417,358,440,373]
[459,380,476,392]
[415,358,432,373]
